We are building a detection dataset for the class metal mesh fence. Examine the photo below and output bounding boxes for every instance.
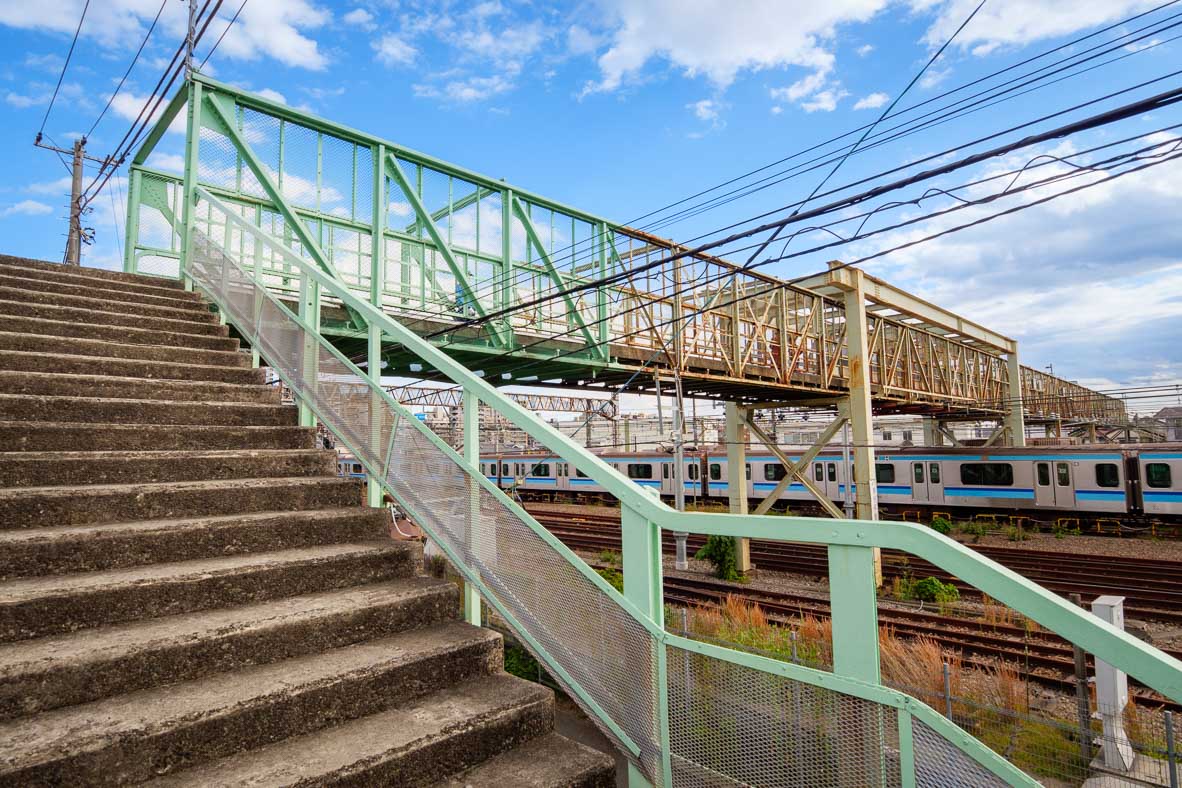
[913,717,1007,787]
[184,190,1036,788]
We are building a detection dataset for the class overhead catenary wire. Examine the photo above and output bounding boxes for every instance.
[386,3,1182,322]
[85,0,169,138]
[199,0,249,70]
[36,0,91,138]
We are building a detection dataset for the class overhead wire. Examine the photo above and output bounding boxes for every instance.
[36,0,91,138]
[199,0,249,70]
[86,0,169,138]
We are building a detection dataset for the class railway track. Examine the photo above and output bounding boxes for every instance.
[529,506,1182,626]
[525,505,1182,709]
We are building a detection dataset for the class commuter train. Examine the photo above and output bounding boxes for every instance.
[468,444,1182,523]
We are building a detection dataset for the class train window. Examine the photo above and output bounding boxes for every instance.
[913,464,924,483]
[627,463,654,480]
[576,467,589,478]
[827,463,836,482]
[1056,462,1070,487]
[929,463,940,484]
[1146,463,1172,488]
[501,463,508,476]
[959,463,1014,486]
[1095,463,1120,488]
[709,463,722,481]
[746,464,751,480]
[352,463,362,474]
[662,463,670,480]
[764,463,787,481]
[1036,463,1051,486]
[688,464,699,480]
[530,463,550,477]
[814,464,823,481]
[875,464,895,484]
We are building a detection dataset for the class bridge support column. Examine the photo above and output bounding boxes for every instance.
[923,417,943,447]
[1006,352,1026,447]
[724,402,751,574]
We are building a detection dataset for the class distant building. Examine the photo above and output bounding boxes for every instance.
[1154,407,1182,441]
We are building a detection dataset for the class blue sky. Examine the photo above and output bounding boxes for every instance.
[0,0,1179,398]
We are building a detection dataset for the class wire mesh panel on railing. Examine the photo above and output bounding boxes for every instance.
[666,642,902,787]
[912,717,1008,787]
[184,211,664,783]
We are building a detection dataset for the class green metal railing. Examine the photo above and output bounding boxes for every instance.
[127,75,1182,787]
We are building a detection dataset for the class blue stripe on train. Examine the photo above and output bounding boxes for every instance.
[1144,491,1182,502]
[943,487,1035,500]
[1075,490,1126,501]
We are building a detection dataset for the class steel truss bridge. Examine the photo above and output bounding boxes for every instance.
[124,75,1121,427]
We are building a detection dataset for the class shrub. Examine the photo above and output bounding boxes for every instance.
[695,535,742,581]
[1005,525,1030,542]
[597,549,621,566]
[914,576,960,605]
[929,515,953,535]
[595,566,624,593]
[961,521,988,543]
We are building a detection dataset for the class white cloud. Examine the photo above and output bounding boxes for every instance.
[856,43,874,56]
[567,24,598,55]
[918,0,1163,54]
[801,88,848,112]
[771,70,829,103]
[254,88,287,105]
[146,152,186,173]
[583,0,887,93]
[343,8,375,30]
[854,91,889,110]
[0,0,329,70]
[1,200,53,217]
[26,176,73,195]
[110,92,187,135]
[688,99,719,122]
[374,33,417,66]
[414,74,513,102]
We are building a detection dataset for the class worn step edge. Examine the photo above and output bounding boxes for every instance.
[0,298,227,337]
[0,621,502,786]
[0,541,415,642]
[0,575,453,719]
[0,330,250,368]
[0,263,197,303]
[145,672,550,788]
[433,732,617,788]
[0,475,362,530]
[0,348,264,384]
[0,258,185,292]
[0,256,186,291]
[0,421,314,452]
[0,370,279,404]
[0,284,215,324]
[0,506,392,579]
[0,392,296,427]
[0,271,204,311]
[0,313,236,351]
[0,448,336,488]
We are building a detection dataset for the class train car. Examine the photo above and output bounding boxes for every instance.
[481,443,1182,523]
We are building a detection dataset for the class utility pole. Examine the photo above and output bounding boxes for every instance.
[64,137,85,266]
[184,0,197,75]
[673,372,689,570]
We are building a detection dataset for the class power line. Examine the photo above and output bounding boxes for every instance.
[86,0,169,139]
[199,0,249,70]
[36,0,90,138]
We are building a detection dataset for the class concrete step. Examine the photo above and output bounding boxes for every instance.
[0,330,250,368]
[0,393,296,427]
[0,313,239,351]
[0,476,362,530]
[0,284,215,325]
[0,370,279,404]
[0,421,315,451]
[0,270,203,312]
[0,622,502,786]
[0,255,187,294]
[144,673,551,788]
[0,448,335,488]
[434,732,617,788]
[0,541,416,642]
[0,256,185,290]
[0,576,455,719]
[0,348,264,384]
[0,508,392,579]
[0,297,227,337]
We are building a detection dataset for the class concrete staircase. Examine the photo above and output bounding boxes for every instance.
[0,256,615,787]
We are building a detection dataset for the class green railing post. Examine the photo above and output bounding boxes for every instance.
[179,79,202,291]
[621,501,671,788]
[297,271,320,428]
[461,387,482,627]
[124,168,142,274]
[898,709,917,788]
[366,142,386,510]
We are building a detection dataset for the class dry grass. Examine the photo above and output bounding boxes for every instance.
[981,595,1015,628]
